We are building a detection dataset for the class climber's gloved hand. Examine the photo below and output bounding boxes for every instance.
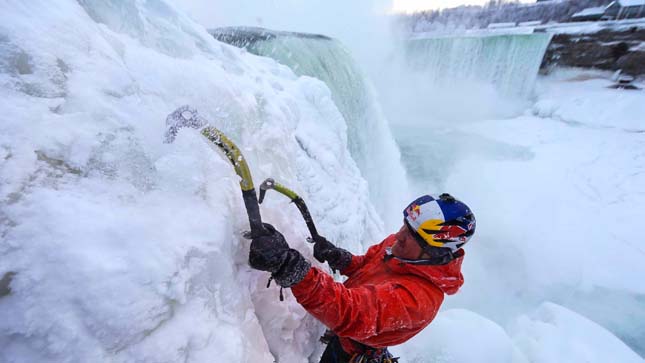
[249,223,288,273]
[313,235,352,271]
[249,223,310,287]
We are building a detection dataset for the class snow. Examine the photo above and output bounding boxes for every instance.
[394,303,643,363]
[411,20,645,40]
[518,21,542,26]
[541,18,645,34]
[487,22,517,29]
[532,69,645,131]
[447,71,645,292]
[511,302,643,363]
[411,18,645,37]
[572,6,607,18]
[409,26,536,39]
[1,0,645,362]
[619,0,645,7]
[394,67,645,360]
[392,309,529,363]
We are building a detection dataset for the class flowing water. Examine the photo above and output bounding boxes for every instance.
[405,33,552,99]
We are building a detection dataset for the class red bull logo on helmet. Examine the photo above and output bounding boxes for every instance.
[404,197,445,232]
[406,204,422,221]
[435,225,468,242]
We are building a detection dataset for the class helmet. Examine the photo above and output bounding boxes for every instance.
[403,193,476,253]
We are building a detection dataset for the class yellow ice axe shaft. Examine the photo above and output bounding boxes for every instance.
[259,178,320,242]
[200,127,265,237]
[164,106,266,237]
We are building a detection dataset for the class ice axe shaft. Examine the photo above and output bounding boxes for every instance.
[258,178,320,242]
[164,106,266,237]
[200,127,265,237]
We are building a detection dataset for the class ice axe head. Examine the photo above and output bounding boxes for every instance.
[258,178,276,204]
[164,105,208,143]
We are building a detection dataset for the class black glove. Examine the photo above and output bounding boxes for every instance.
[313,236,352,271]
[249,223,310,287]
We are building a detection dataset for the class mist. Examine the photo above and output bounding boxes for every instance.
[174,0,392,69]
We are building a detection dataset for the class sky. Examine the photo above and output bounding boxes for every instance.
[174,0,538,25]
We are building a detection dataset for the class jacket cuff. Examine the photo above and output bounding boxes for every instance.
[329,248,352,272]
[339,254,362,276]
[273,249,311,288]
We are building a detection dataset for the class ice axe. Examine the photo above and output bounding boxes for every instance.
[164,106,266,238]
[259,178,329,263]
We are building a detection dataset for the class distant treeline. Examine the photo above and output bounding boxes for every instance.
[400,0,613,32]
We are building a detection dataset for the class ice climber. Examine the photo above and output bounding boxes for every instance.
[248,193,476,363]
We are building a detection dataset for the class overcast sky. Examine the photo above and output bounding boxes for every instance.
[172,0,536,40]
[175,0,538,25]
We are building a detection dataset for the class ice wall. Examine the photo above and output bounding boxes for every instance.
[0,1,382,362]
[211,27,410,230]
[405,33,552,99]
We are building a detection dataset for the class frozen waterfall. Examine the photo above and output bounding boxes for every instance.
[405,33,552,99]
[211,26,410,230]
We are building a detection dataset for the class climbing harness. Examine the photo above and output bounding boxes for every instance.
[348,348,399,363]
[320,331,399,363]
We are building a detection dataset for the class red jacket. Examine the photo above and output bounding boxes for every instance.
[291,234,464,355]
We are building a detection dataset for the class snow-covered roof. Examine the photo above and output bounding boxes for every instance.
[619,0,645,7]
[487,22,516,29]
[519,20,543,26]
[572,6,606,17]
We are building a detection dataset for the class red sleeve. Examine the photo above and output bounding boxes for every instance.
[291,267,444,348]
[340,237,392,277]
